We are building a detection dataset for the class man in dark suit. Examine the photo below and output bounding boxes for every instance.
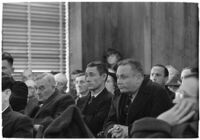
[32,73,75,134]
[77,61,113,137]
[2,76,33,138]
[103,59,173,138]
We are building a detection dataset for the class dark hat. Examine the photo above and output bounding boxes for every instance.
[9,81,28,112]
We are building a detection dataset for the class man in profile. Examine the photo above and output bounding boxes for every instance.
[78,61,113,137]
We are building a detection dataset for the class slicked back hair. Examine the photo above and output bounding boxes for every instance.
[153,64,169,77]
[87,61,108,77]
[118,59,144,76]
[2,52,14,66]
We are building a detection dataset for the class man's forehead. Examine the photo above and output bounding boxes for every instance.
[151,66,164,73]
[35,77,47,85]
[86,67,98,73]
[117,65,134,74]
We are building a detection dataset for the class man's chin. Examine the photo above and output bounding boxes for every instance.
[119,89,129,93]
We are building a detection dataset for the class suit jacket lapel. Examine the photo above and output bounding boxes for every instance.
[81,93,91,112]
[34,91,58,118]
[127,78,150,124]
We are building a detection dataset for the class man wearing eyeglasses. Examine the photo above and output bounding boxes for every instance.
[130,67,198,138]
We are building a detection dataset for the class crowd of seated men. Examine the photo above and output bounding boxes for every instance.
[2,50,198,138]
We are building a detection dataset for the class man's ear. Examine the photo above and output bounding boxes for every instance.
[164,77,169,85]
[102,73,107,81]
[12,67,15,73]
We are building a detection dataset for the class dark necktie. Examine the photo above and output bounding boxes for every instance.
[88,96,95,104]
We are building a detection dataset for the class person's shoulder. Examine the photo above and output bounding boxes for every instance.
[11,110,32,122]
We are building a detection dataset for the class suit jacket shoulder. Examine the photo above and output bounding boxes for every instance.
[33,90,75,129]
[82,88,113,136]
[3,107,33,138]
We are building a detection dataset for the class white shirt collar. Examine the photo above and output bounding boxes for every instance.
[91,87,105,98]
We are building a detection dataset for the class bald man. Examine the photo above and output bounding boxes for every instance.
[54,73,68,94]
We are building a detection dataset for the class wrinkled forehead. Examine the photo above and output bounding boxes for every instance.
[35,77,48,86]
[117,65,135,76]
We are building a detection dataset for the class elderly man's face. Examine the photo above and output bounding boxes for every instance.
[173,77,199,111]
[2,60,13,77]
[117,65,140,93]
[35,77,54,102]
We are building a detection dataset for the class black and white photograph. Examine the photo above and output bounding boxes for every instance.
[1,1,199,138]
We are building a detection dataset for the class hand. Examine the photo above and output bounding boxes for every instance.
[108,124,128,138]
[157,99,196,126]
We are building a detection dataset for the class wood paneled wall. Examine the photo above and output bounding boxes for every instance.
[69,2,198,74]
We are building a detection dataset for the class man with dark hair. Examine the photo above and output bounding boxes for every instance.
[103,59,172,138]
[2,52,14,78]
[150,64,169,86]
[150,64,175,100]
[77,61,113,137]
[2,76,33,138]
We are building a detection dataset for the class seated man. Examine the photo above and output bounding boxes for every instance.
[77,61,113,137]
[75,73,89,105]
[130,67,198,138]
[2,76,33,138]
[31,73,75,134]
[103,59,173,138]
[54,73,68,94]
